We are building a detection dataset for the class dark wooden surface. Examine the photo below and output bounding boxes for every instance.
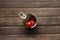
[0,26,60,35]
[0,34,60,40]
[0,17,60,26]
[0,0,60,40]
[0,0,60,8]
[0,8,60,17]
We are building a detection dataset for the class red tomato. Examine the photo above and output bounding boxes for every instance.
[26,21,32,27]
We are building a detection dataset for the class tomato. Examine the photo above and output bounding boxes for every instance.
[26,21,32,27]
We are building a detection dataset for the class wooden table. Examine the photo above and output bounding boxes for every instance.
[0,0,60,40]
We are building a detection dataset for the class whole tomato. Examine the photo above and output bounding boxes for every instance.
[26,21,32,28]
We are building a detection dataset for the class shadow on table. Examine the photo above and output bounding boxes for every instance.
[23,25,39,37]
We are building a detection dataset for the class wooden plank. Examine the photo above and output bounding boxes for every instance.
[37,34,60,40]
[0,0,54,2]
[0,34,60,40]
[0,17,60,26]
[0,26,60,35]
[0,8,60,17]
[0,1,59,8]
[0,17,23,26]
[38,26,60,34]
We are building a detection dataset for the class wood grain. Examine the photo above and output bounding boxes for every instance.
[0,26,60,35]
[0,1,59,8]
[0,34,60,40]
[0,0,55,2]
[37,34,60,40]
[0,0,60,40]
[0,8,60,17]
[0,17,60,26]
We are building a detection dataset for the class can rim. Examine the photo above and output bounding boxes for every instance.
[30,17,37,28]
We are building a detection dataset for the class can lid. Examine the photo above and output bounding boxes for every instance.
[23,14,32,25]
[19,12,27,19]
